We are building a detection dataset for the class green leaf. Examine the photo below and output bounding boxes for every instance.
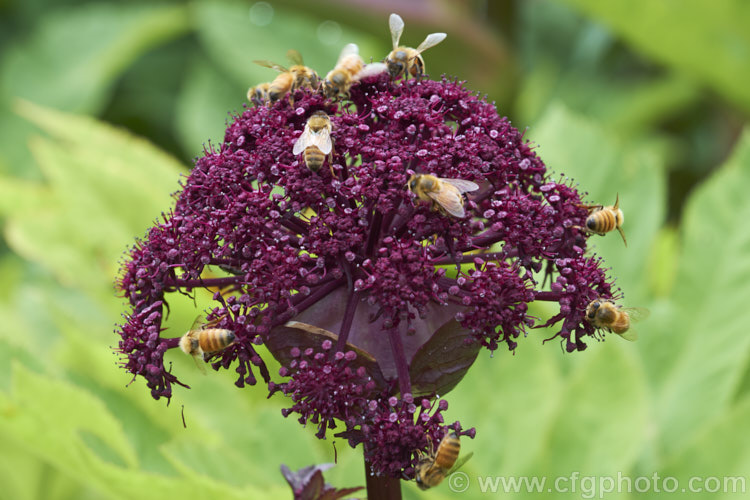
[645,226,680,298]
[558,0,750,112]
[531,343,650,480]
[0,364,290,500]
[647,129,750,456]
[516,2,701,131]
[445,340,564,478]
[174,57,251,158]
[0,3,190,178]
[0,3,190,114]
[3,363,138,469]
[658,398,750,499]
[2,101,185,291]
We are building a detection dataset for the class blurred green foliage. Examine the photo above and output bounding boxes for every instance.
[0,0,748,499]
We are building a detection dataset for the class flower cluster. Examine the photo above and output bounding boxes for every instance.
[116,72,618,477]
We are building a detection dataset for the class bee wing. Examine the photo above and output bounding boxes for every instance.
[286,49,304,65]
[293,127,313,155]
[439,178,480,194]
[189,315,205,332]
[617,330,639,342]
[309,129,333,155]
[622,307,650,323]
[389,13,404,49]
[337,43,359,64]
[253,60,288,72]
[415,32,447,53]
[353,62,388,81]
[191,352,208,375]
[446,451,474,476]
[427,184,466,218]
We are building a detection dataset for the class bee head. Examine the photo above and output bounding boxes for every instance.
[331,72,346,86]
[586,216,597,230]
[587,301,600,319]
[387,56,405,77]
[321,80,337,98]
[268,90,282,102]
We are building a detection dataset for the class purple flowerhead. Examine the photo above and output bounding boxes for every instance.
[116,73,618,478]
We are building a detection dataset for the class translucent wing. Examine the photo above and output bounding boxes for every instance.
[353,62,388,81]
[293,127,313,155]
[427,183,466,218]
[337,43,359,64]
[389,13,404,49]
[416,32,447,53]
[189,315,205,332]
[253,60,288,72]
[623,307,650,322]
[446,452,474,476]
[616,307,649,341]
[191,352,207,375]
[440,178,480,194]
[617,330,638,342]
[286,49,304,66]
[309,129,333,155]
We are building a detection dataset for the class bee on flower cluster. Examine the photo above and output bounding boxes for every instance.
[250,49,319,106]
[179,316,236,373]
[577,194,627,246]
[415,432,473,490]
[584,299,649,341]
[293,110,334,176]
[247,12,446,106]
[247,12,480,215]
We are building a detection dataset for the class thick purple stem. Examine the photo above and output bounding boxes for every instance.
[534,291,563,301]
[167,276,243,288]
[364,457,402,500]
[432,251,507,266]
[388,327,412,397]
[271,278,346,327]
[335,290,360,351]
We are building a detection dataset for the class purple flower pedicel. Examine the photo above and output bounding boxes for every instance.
[116,72,620,484]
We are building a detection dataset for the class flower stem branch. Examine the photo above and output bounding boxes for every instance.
[388,327,412,397]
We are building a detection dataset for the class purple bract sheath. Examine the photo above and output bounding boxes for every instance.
[116,74,616,477]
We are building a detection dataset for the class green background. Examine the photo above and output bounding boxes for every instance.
[1,0,749,498]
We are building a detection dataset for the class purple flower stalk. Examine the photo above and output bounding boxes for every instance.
[116,73,617,481]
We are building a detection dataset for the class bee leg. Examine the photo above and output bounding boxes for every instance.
[616,226,628,247]
[583,227,607,237]
[328,150,337,178]
[576,203,603,212]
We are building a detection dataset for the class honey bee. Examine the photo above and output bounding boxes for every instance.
[253,50,319,104]
[386,13,447,80]
[585,299,648,341]
[293,111,334,176]
[247,82,271,105]
[407,174,479,218]
[579,194,627,246]
[178,317,236,373]
[321,43,388,99]
[415,432,473,490]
